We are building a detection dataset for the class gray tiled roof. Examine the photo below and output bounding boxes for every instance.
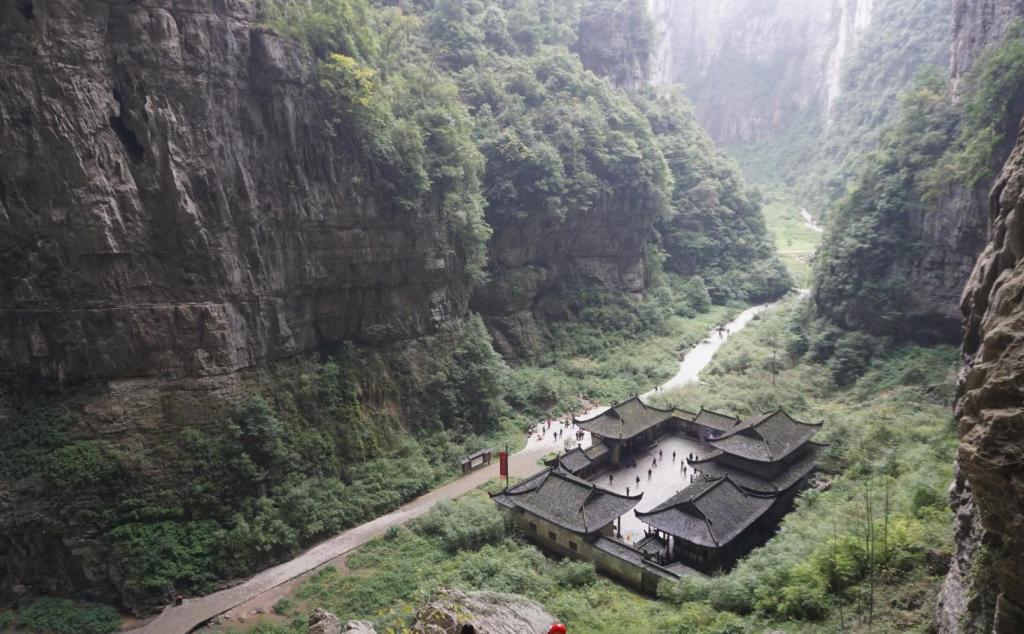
[593,534,648,567]
[578,396,675,441]
[584,442,609,460]
[673,409,698,423]
[709,407,821,462]
[555,447,592,474]
[592,536,682,580]
[695,442,826,494]
[694,408,741,432]
[492,468,641,535]
[635,476,774,548]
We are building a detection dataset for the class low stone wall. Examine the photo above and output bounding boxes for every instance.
[507,512,676,595]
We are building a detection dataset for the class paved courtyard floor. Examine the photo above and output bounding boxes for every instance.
[586,433,709,545]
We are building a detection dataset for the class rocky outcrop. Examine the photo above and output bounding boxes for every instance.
[305,590,557,634]
[0,0,472,385]
[939,123,1024,632]
[411,588,556,634]
[308,609,343,634]
[647,0,873,145]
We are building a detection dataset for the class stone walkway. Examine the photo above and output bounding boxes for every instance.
[641,300,776,399]
[136,297,788,633]
[135,423,581,633]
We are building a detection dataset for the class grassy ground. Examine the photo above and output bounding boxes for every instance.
[760,190,824,287]
[209,296,957,634]
[505,303,738,418]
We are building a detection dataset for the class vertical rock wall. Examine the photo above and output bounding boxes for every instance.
[646,0,872,145]
[940,11,1024,628]
[0,0,473,386]
[0,0,478,608]
[939,122,1024,633]
[951,0,1024,96]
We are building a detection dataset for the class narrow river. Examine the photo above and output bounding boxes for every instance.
[136,296,790,633]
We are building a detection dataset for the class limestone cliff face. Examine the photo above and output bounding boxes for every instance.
[0,0,472,386]
[899,0,1024,344]
[0,0,668,610]
[647,0,872,145]
[0,0,480,610]
[889,184,991,344]
[893,0,1024,344]
[472,190,653,357]
[939,5,1024,613]
[951,0,1024,96]
[938,123,1024,633]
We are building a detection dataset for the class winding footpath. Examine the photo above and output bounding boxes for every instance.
[136,297,788,634]
[800,208,824,233]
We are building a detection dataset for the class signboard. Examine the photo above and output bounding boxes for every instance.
[499,451,509,478]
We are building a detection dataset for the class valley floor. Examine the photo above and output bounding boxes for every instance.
[201,296,958,633]
[145,297,783,633]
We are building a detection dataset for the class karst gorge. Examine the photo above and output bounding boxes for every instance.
[0,1,1022,633]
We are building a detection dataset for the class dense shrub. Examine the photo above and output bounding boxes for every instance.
[552,559,598,588]
[412,497,508,553]
[0,406,72,480]
[827,332,880,386]
[19,598,121,634]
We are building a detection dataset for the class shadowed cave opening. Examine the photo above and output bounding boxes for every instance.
[110,89,145,162]
[15,0,33,20]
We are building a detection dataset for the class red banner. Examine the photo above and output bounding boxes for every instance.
[499,451,509,477]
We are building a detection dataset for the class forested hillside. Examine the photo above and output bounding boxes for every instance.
[0,0,786,619]
[813,19,1024,344]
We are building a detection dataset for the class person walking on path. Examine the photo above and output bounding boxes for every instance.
[647,468,652,479]
[672,450,676,461]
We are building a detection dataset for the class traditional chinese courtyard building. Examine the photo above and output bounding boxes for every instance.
[495,398,825,590]
[635,476,775,571]
[492,467,683,593]
[639,407,826,571]
[694,407,826,496]
[575,396,692,467]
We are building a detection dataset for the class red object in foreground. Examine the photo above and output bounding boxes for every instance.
[548,624,567,634]
[499,451,509,477]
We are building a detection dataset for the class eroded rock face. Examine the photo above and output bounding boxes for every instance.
[939,123,1024,633]
[0,0,472,384]
[647,0,873,145]
[472,190,653,358]
[951,0,1024,96]
[412,588,556,634]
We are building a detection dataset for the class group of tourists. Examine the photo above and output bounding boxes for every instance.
[614,445,703,493]
[535,417,586,444]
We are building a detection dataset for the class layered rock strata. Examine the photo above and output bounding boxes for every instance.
[0,0,472,385]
